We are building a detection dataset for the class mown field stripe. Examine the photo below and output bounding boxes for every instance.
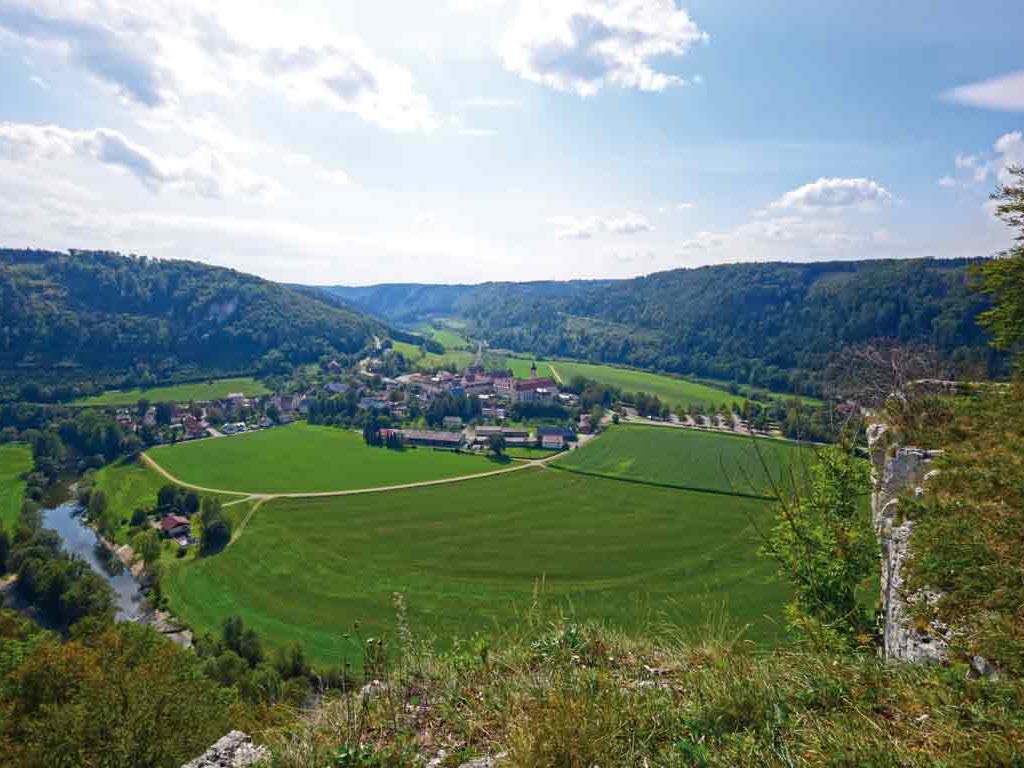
[546,462,778,502]
[142,446,564,500]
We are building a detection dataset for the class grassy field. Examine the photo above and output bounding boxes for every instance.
[164,468,786,665]
[90,459,243,544]
[393,341,476,371]
[75,377,269,407]
[502,357,818,409]
[555,425,813,498]
[504,446,557,460]
[91,459,169,541]
[147,423,496,494]
[543,360,749,410]
[0,443,32,528]
[505,357,557,380]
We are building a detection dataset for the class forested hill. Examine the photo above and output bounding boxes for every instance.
[323,279,611,323]
[322,258,1001,395]
[0,249,380,385]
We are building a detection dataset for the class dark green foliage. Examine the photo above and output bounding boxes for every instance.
[200,496,231,555]
[424,391,480,427]
[762,445,875,646]
[327,258,1001,396]
[0,618,238,768]
[0,248,379,390]
[6,504,115,628]
[974,166,1024,367]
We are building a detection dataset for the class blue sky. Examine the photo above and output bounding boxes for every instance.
[0,0,1021,284]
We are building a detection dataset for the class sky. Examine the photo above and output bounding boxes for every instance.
[0,0,1022,286]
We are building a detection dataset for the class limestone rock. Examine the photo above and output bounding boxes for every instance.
[868,426,948,665]
[182,731,269,768]
[970,655,1000,680]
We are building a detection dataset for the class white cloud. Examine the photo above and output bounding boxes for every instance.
[768,177,892,212]
[502,0,707,96]
[940,131,1024,189]
[994,132,1024,185]
[553,211,652,239]
[945,70,1024,112]
[0,122,281,200]
[0,0,436,132]
[605,211,652,234]
[680,177,895,259]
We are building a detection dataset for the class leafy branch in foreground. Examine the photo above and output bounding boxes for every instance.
[760,445,875,649]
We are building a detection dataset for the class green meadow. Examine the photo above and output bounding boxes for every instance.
[164,468,786,665]
[74,377,269,407]
[91,460,169,541]
[501,356,818,409]
[392,341,476,371]
[0,443,32,528]
[556,425,813,498]
[544,360,748,409]
[147,422,494,494]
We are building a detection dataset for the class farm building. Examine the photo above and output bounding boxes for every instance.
[160,514,191,538]
[401,430,464,449]
[537,426,574,450]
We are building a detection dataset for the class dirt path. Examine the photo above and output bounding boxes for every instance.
[547,363,565,385]
[144,448,567,545]
[142,449,564,502]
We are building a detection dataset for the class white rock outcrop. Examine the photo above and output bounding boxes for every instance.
[868,424,948,663]
[182,731,269,768]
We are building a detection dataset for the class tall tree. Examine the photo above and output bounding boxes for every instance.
[974,166,1024,367]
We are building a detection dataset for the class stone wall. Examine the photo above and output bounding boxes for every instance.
[867,423,948,664]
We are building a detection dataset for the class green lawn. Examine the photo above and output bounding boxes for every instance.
[393,341,476,371]
[147,422,496,494]
[501,357,818,409]
[504,446,557,460]
[420,324,472,350]
[542,360,750,409]
[164,468,787,665]
[92,460,168,541]
[74,377,269,407]
[555,425,814,498]
[0,443,32,529]
[505,357,557,380]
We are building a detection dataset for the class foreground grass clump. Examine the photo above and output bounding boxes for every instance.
[0,443,32,528]
[163,469,785,665]
[902,383,1024,674]
[73,376,269,406]
[147,422,494,493]
[262,615,1024,767]
[555,424,812,498]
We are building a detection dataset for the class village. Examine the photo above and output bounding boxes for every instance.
[106,344,798,467]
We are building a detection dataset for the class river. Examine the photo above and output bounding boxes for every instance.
[41,501,147,621]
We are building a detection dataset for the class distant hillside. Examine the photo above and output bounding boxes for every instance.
[0,249,380,384]
[322,279,613,324]
[319,259,1001,395]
